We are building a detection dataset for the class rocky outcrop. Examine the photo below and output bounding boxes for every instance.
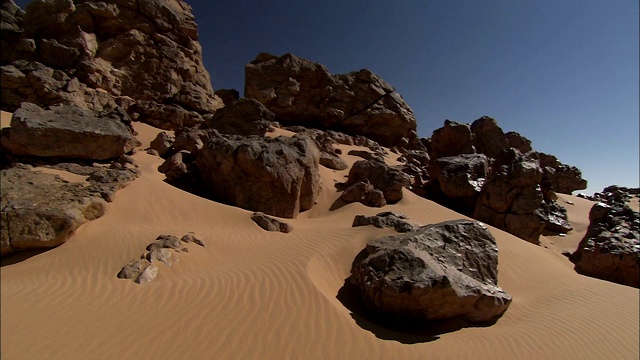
[1,164,137,255]
[245,52,420,149]
[250,212,293,233]
[348,220,512,324]
[571,202,639,288]
[196,134,321,218]
[352,212,417,233]
[345,159,411,204]
[1,102,135,160]
[1,0,223,128]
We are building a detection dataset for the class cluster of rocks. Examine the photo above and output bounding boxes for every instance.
[421,117,585,243]
[348,219,512,324]
[117,233,205,285]
[571,193,639,288]
[1,0,223,128]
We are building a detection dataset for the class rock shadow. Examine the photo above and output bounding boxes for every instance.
[336,278,498,344]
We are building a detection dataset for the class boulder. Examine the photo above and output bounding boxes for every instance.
[202,98,273,136]
[250,212,293,233]
[352,212,416,233]
[572,202,639,288]
[345,159,411,204]
[348,219,512,324]
[245,52,419,148]
[196,134,321,218]
[1,102,135,160]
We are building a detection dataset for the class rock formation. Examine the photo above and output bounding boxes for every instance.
[196,134,321,218]
[244,52,421,149]
[1,0,223,128]
[571,202,639,288]
[348,220,512,324]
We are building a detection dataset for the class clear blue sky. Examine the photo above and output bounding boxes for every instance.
[14,0,639,195]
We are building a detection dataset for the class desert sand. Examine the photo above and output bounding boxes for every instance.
[1,121,638,360]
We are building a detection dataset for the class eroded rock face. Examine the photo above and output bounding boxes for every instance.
[245,52,420,148]
[1,0,223,127]
[572,202,639,288]
[1,102,135,160]
[0,162,138,256]
[349,219,512,324]
[196,134,321,218]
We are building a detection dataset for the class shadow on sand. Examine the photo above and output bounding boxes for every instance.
[336,278,498,344]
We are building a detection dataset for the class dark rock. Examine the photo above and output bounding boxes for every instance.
[352,212,416,233]
[348,219,512,324]
[345,159,411,204]
[203,98,274,136]
[572,202,639,288]
[1,102,135,160]
[245,52,419,148]
[196,134,321,218]
[250,212,293,233]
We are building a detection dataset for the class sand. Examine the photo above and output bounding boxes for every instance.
[1,122,638,360]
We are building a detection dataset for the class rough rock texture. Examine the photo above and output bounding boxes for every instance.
[352,212,417,233]
[345,159,411,204]
[250,212,293,233]
[1,102,135,160]
[572,202,639,288]
[196,134,321,218]
[1,0,223,127]
[1,164,137,255]
[202,98,274,136]
[245,52,420,148]
[349,219,512,324]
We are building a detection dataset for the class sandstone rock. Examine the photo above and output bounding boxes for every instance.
[202,98,274,136]
[1,102,135,160]
[245,52,419,148]
[181,232,205,247]
[196,134,321,218]
[572,202,639,287]
[250,212,293,233]
[0,166,116,255]
[345,159,410,204]
[349,220,512,324]
[352,212,416,233]
[149,131,175,157]
[117,259,151,280]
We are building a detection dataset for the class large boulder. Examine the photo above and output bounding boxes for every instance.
[196,134,321,218]
[572,202,639,288]
[244,52,420,148]
[345,159,411,204]
[1,102,135,160]
[0,165,138,255]
[348,219,512,324]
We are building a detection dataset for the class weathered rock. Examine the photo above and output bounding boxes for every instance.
[572,202,639,287]
[349,220,512,324]
[202,98,274,136]
[430,120,475,159]
[1,102,135,160]
[345,159,411,204]
[181,232,205,247]
[196,134,321,218]
[0,166,122,255]
[245,52,419,148]
[117,259,151,280]
[352,212,416,233]
[149,131,175,157]
[429,154,489,199]
[250,212,293,233]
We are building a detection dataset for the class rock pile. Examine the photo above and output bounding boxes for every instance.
[348,220,512,324]
[117,233,205,285]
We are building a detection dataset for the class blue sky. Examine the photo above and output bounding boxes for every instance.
[14,1,639,195]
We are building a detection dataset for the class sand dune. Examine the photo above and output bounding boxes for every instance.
[1,123,638,360]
